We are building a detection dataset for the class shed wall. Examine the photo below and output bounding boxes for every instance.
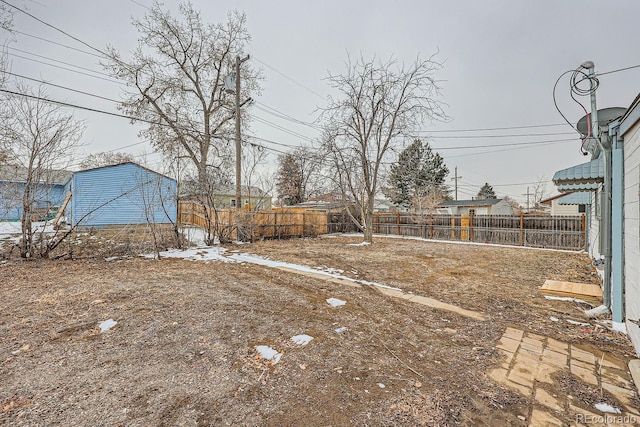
[70,163,177,227]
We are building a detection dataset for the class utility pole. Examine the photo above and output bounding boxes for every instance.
[522,187,532,212]
[234,54,250,209]
[451,167,462,200]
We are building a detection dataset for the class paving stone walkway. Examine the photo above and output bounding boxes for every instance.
[487,327,639,426]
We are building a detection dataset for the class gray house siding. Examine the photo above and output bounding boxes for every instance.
[70,163,177,227]
[622,115,640,355]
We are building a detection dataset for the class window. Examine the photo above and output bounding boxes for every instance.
[230,199,237,208]
[468,208,475,214]
[578,204,586,213]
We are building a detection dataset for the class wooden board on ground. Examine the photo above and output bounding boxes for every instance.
[541,279,602,303]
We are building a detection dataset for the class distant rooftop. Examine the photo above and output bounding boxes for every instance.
[0,164,72,185]
[438,199,503,207]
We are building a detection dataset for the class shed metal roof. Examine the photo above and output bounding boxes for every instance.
[552,158,604,185]
[557,192,592,205]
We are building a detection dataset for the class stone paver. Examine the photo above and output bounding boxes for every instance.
[497,336,520,353]
[601,367,632,389]
[530,408,563,426]
[542,348,568,368]
[570,364,598,386]
[486,327,638,427]
[503,327,525,341]
[534,388,563,412]
[571,345,597,365]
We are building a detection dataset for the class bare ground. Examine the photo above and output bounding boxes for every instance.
[0,235,636,426]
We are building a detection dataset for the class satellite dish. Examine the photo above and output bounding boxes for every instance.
[576,107,626,137]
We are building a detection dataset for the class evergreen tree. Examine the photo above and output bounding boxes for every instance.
[477,182,497,200]
[387,140,449,207]
[276,153,304,206]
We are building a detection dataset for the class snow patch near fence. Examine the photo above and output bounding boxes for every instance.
[148,246,402,291]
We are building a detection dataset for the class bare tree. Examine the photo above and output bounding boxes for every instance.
[532,176,550,210]
[103,2,261,193]
[79,151,135,170]
[0,84,84,258]
[321,55,446,243]
[502,195,522,215]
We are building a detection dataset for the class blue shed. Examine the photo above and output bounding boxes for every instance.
[68,162,177,227]
[0,165,71,221]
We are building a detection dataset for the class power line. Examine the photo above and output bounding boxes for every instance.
[253,55,325,100]
[13,29,102,58]
[0,0,110,58]
[413,122,568,133]
[4,70,122,103]
[597,63,640,77]
[0,88,202,135]
[6,51,124,84]
[7,46,113,79]
[415,131,576,139]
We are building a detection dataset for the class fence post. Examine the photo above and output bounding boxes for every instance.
[430,214,433,239]
[519,212,524,246]
[470,212,474,242]
[302,211,306,237]
[451,215,455,240]
[396,212,401,235]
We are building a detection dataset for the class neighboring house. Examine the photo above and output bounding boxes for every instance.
[437,199,512,215]
[67,162,177,227]
[539,193,588,216]
[0,165,71,221]
[180,183,271,210]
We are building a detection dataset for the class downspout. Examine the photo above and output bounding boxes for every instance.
[583,61,612,318]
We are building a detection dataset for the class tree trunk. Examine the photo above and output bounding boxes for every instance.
[363,195,375,243]
[21,183,32,258]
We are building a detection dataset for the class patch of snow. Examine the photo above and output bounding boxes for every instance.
[290,334,314,346]
[99,319,117,333]
[333,233,585,254]
[316,266,344,275]
[567,319,590,327]
[378,383,385,389]
[335,327,347,334]
[104,256,120,262]
[544,295,591,305]
[594,402,621,414]
[0,221,56,237]
[326,298,346,307]
[347,241,371,247]
[179,226,218,246]
[147,246,403,292]
[256,345,282,364]
[550,316,559,322]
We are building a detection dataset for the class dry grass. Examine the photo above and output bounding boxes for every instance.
[0,234,635,426]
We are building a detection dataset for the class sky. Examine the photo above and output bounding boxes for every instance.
[3,0,640,205]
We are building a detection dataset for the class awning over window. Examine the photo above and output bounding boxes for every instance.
[552,158,604,186]
[557,192,592,205]
[556,182,599,193]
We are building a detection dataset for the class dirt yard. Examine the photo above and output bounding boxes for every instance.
[0,235,637,426]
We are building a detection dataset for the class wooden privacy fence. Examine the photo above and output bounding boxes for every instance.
[179,202,586,250]
[178,202,328,240]
[371,212,586,250]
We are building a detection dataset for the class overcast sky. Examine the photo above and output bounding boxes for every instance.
[4,0,640,204]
